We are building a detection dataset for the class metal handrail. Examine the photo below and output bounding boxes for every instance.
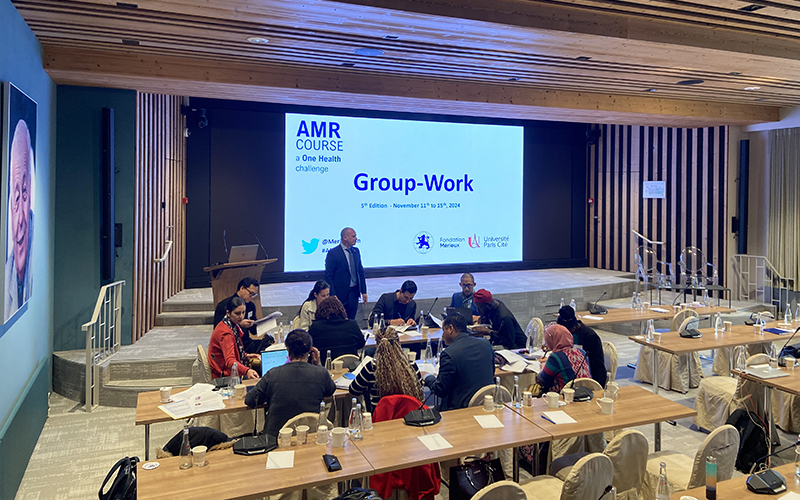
[81,280,125,412]
[154,240,173,263]
[732,254,793,316]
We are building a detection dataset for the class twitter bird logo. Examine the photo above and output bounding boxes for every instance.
[301,238,319,254]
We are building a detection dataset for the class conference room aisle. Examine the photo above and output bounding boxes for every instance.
[14,329,795,500]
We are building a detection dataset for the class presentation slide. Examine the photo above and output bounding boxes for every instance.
[284,113,524,272]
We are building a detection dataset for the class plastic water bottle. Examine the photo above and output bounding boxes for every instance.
[526,323,537,352]
[794,436,800,477]
[714,312,723,333]
[424,337,433,363]
[179,425,192,470]
[795,303,799,321]
[493,377,504,409]
[434,340,441,366]
[325,350,332,371]
[706,456,717,500]
[318,401,327,432]
[419,309,425,326]
[646,319,654,342]
[655,462,670,500]
[560,298,565,308]
[609,486,617,500]
[786,304,793,325]
[351,403,364,441]
[348,398,359,435]
[636,293,644,311]
[735,346,747,372]
[569,298,576,311]
[631,293,637,309]
[228,362,240,396]
[702,289,710,307]
[277,321,284,343]
[512,375,522,408]
[379,313,385,333]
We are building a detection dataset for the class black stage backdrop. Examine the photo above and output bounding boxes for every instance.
[185,98,589,287]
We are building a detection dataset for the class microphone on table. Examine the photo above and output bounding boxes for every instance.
[361,332,370,361]
[589,292,608,315]
[223,230,228,261]
[244,229,269,260]
[778,325,800,366]
[596,485,613,500]
[745,440,798,494]
[422,297,439,326]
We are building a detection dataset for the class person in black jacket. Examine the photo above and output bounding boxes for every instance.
[557,305,607,388]
[473,289,526,349]
[307,296,366,366]
[324,227,368,319]
[370,280,418,327]
[422,313,494,411]
[245,329,335,438]
[212,277,273,353]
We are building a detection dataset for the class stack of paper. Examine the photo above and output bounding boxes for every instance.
[582,315,604,321]
[158,383,227,419]
[495,350,540,373]
[255,311,284,337]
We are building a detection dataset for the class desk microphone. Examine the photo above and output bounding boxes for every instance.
[778,325,800,366]
[596,485,613,500]
[745,440,798,494]
[749,439,800,474]
[589,292,608,315]
[244,230,269,260]
[421,297,439,326]
[223,230,228,261]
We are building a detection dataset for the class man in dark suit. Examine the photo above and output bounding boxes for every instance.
[422,313,494,411]
[324,227,367,320]
[449,272,479,321]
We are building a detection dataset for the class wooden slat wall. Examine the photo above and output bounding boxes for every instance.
[132,93,187,342]
[589,125,728,286]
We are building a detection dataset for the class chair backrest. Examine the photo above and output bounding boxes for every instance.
[525,318,544,348]
[746,353,770,366]
[560,453,614,500]
[281,412,333,435]
[602,341,618,383]
[468,384,512,407]
[471,481,526,500]
[374,394,424,422]
[680,246,706,276]
[571,378,603,391]
[670,309,699,331]
[734,354,772,414]
[603,430,648,497]
[635,246,658,274]
[333,354,361,371]
[687,424,740,489]
[197,345,212,383]
[291,315,301,330]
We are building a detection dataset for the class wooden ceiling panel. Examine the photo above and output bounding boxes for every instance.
[12,0,800,125]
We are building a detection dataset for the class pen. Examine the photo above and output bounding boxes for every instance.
[541,414,556,424]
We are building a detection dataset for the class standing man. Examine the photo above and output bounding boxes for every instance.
[213,277,273,353]
[422,313,494,411]
[473,289,526,349]
[325,227,367,320]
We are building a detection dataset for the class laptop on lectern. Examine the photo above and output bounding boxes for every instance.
[229,244,259,263]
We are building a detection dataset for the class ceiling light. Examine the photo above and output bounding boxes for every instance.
[353,48,383,56]
[738,4,765,11]
[340,62,356,67]
[576,56,591,61]
[744,86,761,90]
[645,88,657,92]
[755,98,766,101]
[507,77,520,81]
[122,39,139,46]
[677,79,704,85]
[116,2,138,8]
[247,37,269,44]
[383,35,400,40]
[729,72,741,75]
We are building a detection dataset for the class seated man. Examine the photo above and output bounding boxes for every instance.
[371,280,418,327]
[244,329,336,438]
[557,305,607,388]
[213,277,273,353]
[473,289,526,349]
[422,313,494,411]
[449,272,479,322]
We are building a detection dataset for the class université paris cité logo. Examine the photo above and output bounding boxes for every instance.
[414,231,433,254]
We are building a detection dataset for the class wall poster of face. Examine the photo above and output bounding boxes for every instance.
[1,82,36,324]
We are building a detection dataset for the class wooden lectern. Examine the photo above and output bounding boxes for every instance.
[203,259,277,319]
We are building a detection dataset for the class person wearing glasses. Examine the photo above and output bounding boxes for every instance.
[213,277,274,353]
[449,272,479,323]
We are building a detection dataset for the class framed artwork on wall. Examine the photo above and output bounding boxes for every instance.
[1,82,36,324]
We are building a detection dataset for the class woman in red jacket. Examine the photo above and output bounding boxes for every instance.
[208,296,260,380]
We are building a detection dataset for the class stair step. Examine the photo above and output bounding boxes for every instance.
[104,377,193,391]
[162,301,214,313]
[156,311,214,326]
[107,357,196,381]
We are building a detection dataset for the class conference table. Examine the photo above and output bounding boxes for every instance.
[137,388,695,500]
[575,305,733,329]
[673,462,800,499]
[629,322,777,451]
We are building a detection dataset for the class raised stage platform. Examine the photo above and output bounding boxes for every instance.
[52,268,761,407]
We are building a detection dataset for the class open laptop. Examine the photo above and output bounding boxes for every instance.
[445,307,475,325]
[260,348,289,374]
[229,244,259,263]
[745,364,791,380]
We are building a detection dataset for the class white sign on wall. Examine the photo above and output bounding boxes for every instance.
[642,181,666,199]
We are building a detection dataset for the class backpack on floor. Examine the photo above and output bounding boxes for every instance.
[99,456,139,500]
[726,409,768,473]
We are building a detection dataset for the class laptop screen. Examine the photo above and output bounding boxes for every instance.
[446,307,475,325]
[261,349,289,373]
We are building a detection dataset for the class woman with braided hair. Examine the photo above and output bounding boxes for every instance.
[349,327,423,411]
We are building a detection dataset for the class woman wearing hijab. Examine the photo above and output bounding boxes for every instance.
[536,323,591,393]
[349,327,423,412]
